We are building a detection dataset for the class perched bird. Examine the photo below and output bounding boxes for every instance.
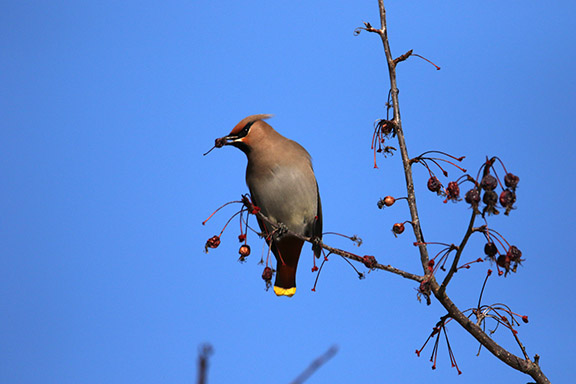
[216,114,322,297]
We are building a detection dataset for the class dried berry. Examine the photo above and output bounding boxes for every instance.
[465,188,481,206]
[204,235,221,252]
[484,242,498,258]
[499,189,516,215]
[239,244,251,257]
[522,315,529,323]
[507,245,522,262]
[392,222,405,236]
[262,266,274,290]
[362,255,377,269]
[417,280,431,305]
[496,247,522,276]
[427,176,442,194]
[238,234,247,242]
[427,259,435,273]
[480,174,498,191]
[504,173,520,189]
[445,181,460,202]
[482,190,500,216]
[483,190,498,206]
[378,196,396,209]
[497,254,510,270]
[377,119,395,136]
[214,137,227,148]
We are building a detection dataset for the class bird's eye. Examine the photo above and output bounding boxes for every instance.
[237,121,255,138]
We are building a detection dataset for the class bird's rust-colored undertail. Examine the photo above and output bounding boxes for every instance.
[272,236,304,297]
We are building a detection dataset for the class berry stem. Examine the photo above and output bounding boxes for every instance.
[202,200,242,225]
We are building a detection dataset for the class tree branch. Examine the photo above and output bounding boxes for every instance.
[439,209,477,294]
[363,1,551,383]
[243,195,423,283]
[196,344,213,384]
[370,0,432,278]
[289,345,338,384]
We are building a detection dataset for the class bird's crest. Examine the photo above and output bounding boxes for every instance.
[230,114,274,135]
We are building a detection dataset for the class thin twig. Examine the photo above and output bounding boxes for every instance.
[439,209,477,294]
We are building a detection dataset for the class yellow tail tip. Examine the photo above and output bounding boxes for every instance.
[273,286,296,297]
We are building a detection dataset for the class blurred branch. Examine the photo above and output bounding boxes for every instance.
[196,344,213,384]
[289,345,338,384]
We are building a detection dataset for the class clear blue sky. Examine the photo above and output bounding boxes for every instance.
[2,1,574,383]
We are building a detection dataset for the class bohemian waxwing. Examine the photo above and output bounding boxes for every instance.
[216,114,322,297]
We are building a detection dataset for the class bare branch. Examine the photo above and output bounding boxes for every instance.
[196,344,213,384]
[373,0,432,278]
[439,209,477,293]
[289,345,338,384]
[243,195,423,283]
[431,284,549,383]
[366,1,551,383]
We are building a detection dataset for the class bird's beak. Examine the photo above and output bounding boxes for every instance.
[204,134,247,156]
[203,135,237,156]
[214,135,239,148]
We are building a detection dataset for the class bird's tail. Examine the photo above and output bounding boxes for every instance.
[272,236,304,297]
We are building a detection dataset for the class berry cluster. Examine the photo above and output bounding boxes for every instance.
[202,195,275,291]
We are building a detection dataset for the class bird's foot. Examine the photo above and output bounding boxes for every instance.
[311,236,322,258]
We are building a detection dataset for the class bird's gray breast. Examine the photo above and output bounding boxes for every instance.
[246,163,318,237]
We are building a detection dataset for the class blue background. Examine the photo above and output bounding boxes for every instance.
[2,1,574,382]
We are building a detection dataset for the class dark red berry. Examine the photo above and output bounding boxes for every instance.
[445,181,460,201]
[499,189,515,205]
[504,173,520,189]
[392,222,405,235]
[484,242,498,258]
[499,189,516,215]
[262,266,274,290]
[362,255,377,269]
[480,174,498,191]
[378,195,396,209]
[377,119,395,136]
[204,235,221,252]
[483,190,498,206]
[482,190,500,215]
[239,244,251,257]
[497,254,510,269]
[507,245,522,262]
[522,315,529,323]
[214,137,227,148]
[427,176,442,193]
[465,188,480,206]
